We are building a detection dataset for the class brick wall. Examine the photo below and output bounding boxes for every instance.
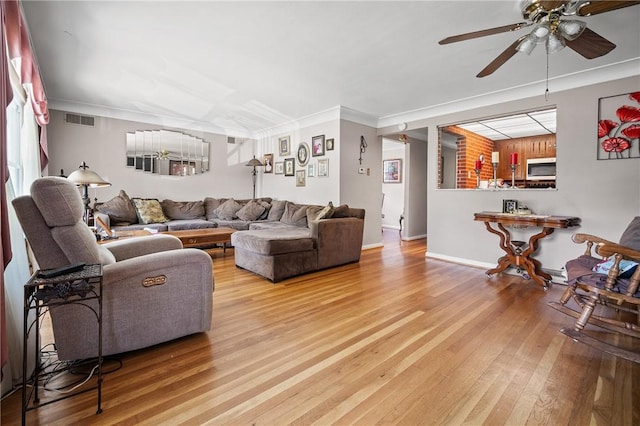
[448,126,495,189]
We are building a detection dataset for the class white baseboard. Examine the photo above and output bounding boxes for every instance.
[425,251,566,284]
[402,233,427,241]
[362,242,384,250]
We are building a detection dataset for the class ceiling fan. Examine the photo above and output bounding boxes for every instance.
[439,0,640,78]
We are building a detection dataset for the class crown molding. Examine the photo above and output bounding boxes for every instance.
[376,58,640,129]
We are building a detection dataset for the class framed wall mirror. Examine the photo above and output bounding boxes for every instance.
[438,107,557,190]
[126,130,209,176]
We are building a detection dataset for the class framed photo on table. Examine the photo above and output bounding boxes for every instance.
[312,134,325,157]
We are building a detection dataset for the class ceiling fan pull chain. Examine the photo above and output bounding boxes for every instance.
[545,49,550,101]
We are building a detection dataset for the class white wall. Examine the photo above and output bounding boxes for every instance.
[408,75,640,272]
[258,119,341,205]
[405,138,428,239]
[46,110,254,201]
[382,140,405,229]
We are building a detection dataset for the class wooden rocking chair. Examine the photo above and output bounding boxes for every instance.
[548,217,640,363]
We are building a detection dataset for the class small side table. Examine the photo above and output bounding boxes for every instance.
[22,264,104,425]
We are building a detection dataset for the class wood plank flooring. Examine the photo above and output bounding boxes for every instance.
[2,231,639,425]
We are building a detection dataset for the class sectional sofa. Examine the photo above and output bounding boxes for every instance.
[95,191,366,282]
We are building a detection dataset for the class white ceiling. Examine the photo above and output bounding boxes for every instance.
[22,1,640,137]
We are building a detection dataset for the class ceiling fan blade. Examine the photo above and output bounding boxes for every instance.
[576,0,640,16]
[439,22,530,45]
[476,36,526,78]
[566,27,616,59]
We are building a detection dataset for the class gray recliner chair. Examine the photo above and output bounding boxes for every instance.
[12,177,213,360]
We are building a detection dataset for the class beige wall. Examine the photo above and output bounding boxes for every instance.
[419,75,640,272]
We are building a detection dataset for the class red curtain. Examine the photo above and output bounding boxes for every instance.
[1,0,15,376]
[3,0,49,168]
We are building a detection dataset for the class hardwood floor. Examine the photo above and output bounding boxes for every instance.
[2,231,639,425]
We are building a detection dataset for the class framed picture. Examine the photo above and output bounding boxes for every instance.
[263,153,274,173]
[307,163,315,177]
[312,134,325,157]
[274,162,284,174]
[296,170,306,187]
[318,158,329,177]
[326,138,335,151]
[279,135,290,156]
[383,159,402,183]
[284,158,295,176]
[502,199,518,214]
[597,92,640,160]
[297,142,310,166]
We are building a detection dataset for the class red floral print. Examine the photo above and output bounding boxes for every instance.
[598,119,618,137]
[616,105,640,123]
[621,124,640,139]
[630,92,640,104]
[601,138,630,153]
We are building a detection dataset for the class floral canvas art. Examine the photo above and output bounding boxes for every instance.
[597,92,640,160]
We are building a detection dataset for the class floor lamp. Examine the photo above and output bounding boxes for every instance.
[67,161,111,224]
[245,156,264,199]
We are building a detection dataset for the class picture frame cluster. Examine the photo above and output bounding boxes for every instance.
[272,134,333,186]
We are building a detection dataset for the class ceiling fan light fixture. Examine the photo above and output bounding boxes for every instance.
[516,34,537,55]
[532,23,550,39]
[557,19,587,40]
[546,32,566,54]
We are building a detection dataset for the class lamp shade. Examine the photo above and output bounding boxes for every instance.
[246,156,264,167]
[67,162,111,187]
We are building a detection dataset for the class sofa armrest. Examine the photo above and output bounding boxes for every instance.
[313,217,364,269]
[102,234,183,261]
[49,248,214,360]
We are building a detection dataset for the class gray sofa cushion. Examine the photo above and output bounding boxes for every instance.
[211,219,252,230]
[96,190,138,225]
[166,219,217,231]
[204,197,228,220]
[280,202,308,227]
[214,198,242,220]
[249,221,300,231]
[161,200,205,220]
[236,200,266,221]
[267,200,287,221]
[232,228,313,255]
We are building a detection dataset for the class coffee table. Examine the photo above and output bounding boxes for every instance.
[162,227,236,251]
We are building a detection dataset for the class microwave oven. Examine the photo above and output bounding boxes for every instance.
[526,157,556,180]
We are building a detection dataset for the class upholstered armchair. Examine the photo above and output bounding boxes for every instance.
[12,177,213,360]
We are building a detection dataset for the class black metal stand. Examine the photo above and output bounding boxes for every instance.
[22,264,103,425]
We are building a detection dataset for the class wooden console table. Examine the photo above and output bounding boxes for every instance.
[474,212,581,289]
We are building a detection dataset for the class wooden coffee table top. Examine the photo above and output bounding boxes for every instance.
[162,227,236,249]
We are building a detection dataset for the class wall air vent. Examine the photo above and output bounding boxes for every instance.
[65,112,95,127]
[227,136,256,144]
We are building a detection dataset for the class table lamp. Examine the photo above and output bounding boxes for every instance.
[67,161,111,224]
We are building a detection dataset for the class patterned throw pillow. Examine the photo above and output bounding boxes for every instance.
[131,198,169,224]
[306,202,333,225]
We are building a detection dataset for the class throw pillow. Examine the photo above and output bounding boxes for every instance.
[331,203,350,218]
[307,202,333,224]
[267,199,287,221]
[131,198,169,224]
[204,197,227,220]
[213,198,242,220]
[258,201,272,220]
[620,216,640,251]
[236,200,266,221]
[161,200,205,220]
[280,202,308,227]
[96,190,138,225]
[593,257,639,279]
